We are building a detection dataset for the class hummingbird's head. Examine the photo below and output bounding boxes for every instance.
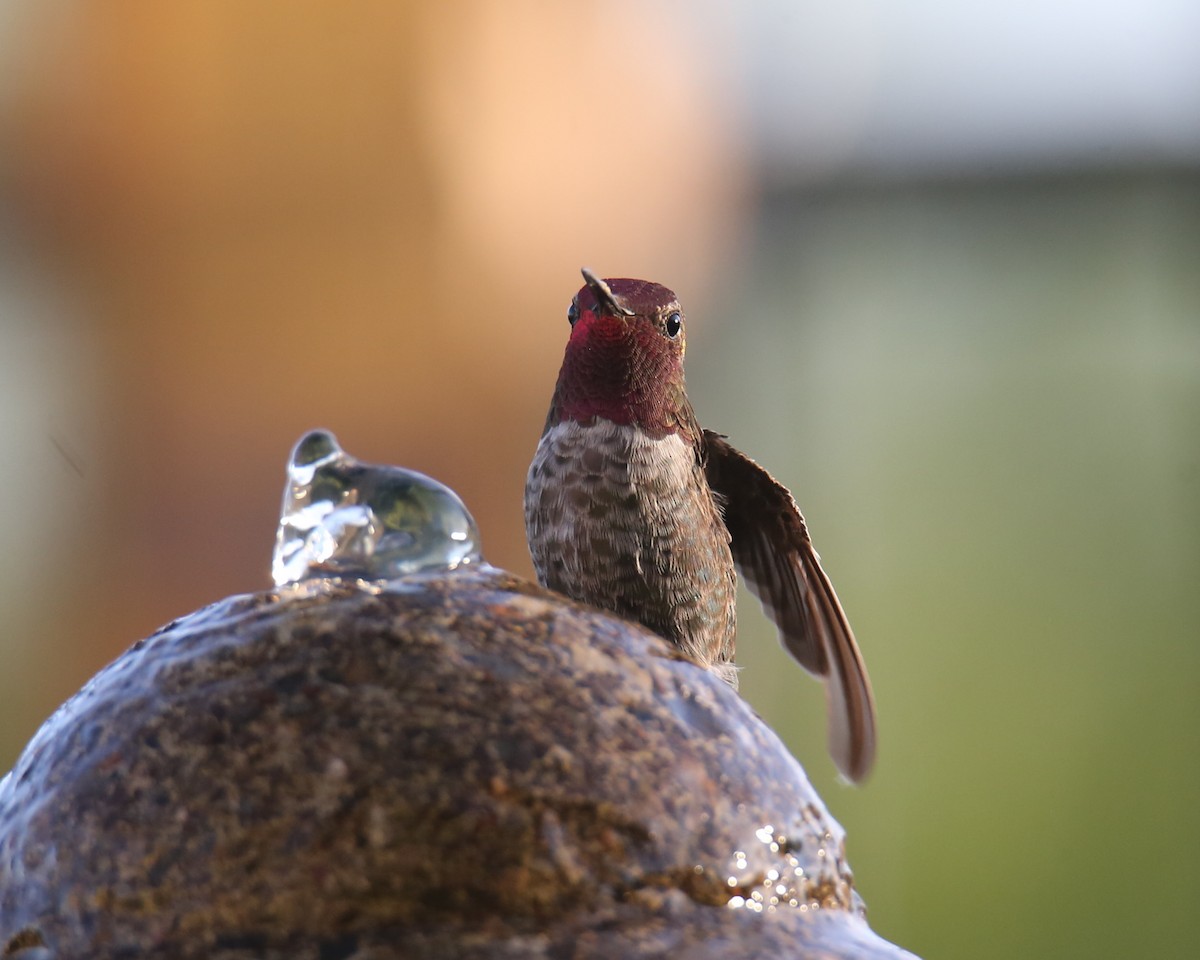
[549,268,690,435]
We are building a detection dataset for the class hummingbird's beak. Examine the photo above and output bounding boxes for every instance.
[581,268,635,318]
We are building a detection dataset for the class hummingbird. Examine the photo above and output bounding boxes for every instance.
[524,269,877,781]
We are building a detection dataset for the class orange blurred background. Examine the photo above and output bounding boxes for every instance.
[0,1,746,718]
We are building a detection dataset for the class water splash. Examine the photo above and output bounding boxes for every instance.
[722,824,847,914]
[272,430,483,586]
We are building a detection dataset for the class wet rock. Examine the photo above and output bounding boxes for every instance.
[0,568,916,959]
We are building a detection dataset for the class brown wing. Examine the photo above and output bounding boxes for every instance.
[703,430,877,782]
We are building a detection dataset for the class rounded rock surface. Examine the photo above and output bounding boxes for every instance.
[0,568,916,959]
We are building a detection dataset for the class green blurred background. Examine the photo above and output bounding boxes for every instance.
[0,3,1196,958]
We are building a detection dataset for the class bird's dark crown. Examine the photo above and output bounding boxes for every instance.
[574,277,678,318]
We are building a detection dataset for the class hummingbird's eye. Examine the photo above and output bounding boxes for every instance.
[567,303,580,326]
[664,312,682,339]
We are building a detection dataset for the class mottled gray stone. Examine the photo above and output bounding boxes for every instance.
[0,568,916,959]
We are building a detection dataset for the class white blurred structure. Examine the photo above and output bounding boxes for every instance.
[694,0,1200,179]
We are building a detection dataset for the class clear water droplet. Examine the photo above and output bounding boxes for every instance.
[272,429,483,586]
